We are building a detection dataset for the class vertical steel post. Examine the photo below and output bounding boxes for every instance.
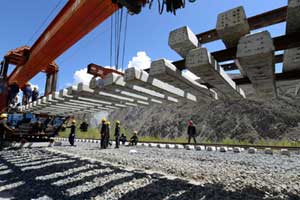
[51,71,58,93]
[45,73,52,95]
[0,57,9,79]
[0,57,9,111]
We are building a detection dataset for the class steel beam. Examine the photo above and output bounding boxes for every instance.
[222,54,284,71]
[8,0,119,86]
[170,32,300,71]
[196,6,287,44]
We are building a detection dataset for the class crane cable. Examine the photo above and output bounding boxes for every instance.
[114,11,118,70]
[109,8,129,72]
[121,12,129,72]
[26,0,64,45]
[110,13,114,68]
[116,8,124,71]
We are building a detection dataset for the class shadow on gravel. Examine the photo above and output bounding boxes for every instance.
[118,178,300,200]
[0,149,299,200]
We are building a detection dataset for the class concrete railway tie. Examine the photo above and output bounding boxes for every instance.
[53,137,297,156]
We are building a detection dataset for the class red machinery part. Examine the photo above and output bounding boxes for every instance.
[87,63,124,79]
[8,0,119,87]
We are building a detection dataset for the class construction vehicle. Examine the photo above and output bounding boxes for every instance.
[0,0,190,113]
[1,0,299,142]
[6,113,67,142]
[0,0,190,143]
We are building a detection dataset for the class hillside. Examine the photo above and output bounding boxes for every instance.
[107,96,300,143]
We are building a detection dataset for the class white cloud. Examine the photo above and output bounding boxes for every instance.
[72,51,151,86]
[65,82,72,87]
[30,83,39,90]
[73,68,94,85]
[128,51,151,70]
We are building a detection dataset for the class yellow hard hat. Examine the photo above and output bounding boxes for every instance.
[101,118,106,122]
[106,121,110,125]
[116,120,120,124]
[134,130,138,134]
[0,113,8,119]
[72,120,76,123]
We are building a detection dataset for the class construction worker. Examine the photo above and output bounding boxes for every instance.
[120,134,127,145]
[32,87,39,102]
[129,131,139,146]
[100,118,107,149]
[115,120,121,148]
[187,120,197,144]
[22,82,32,105]
[0,113,14,150]
[67,120,76,146]
[80,121,88,132]
[8,81,19,106]
[105,121,111,148]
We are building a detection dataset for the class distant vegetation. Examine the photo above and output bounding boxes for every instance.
[59,128,300,147]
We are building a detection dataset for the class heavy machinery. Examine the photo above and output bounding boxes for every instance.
[0,0,191,113]
[1,0,300,118]
[6,113,67,142]
[0,0,191,143]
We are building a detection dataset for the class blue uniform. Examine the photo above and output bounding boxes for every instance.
[67,125,76,146]
[32,90,39,102]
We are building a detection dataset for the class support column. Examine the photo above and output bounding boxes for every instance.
[237,31,276,99]
[0,58,9,112]
[45,71,58,95]
[0,61,3,77]
[0,57,9,78]
[45,73,52,95]
[51,71,58,93]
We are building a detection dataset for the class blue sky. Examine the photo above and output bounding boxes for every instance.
[0,0,287,95]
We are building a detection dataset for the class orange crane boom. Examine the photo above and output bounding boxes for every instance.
[8,0,119,86]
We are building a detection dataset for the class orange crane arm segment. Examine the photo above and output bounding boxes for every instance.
[8,0,119,86]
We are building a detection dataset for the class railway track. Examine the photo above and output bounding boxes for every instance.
[54,137,300,152]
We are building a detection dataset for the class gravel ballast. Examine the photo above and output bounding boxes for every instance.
[0,142,299,199]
